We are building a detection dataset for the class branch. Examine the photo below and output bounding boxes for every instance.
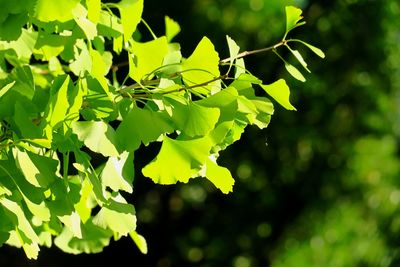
[122,75,228,99]
[219,41,285,64]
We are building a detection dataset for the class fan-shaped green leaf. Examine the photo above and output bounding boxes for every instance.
[71,121,119,157]
[129,37,169,83]
[169,101,220,137]
[101,152,134,193]
[93,197,136,236]
[182,36,220,95]
[205,158,234,194]
[261,79,296,111]
[165,16,180,42]
[34,0,80,22]
[285,6,305,34]
[117,0,144,41]
[116,107,174,152]
[130,230,147,254]
[142,136,213,184]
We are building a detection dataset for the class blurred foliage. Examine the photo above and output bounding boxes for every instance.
[1,0,400,266]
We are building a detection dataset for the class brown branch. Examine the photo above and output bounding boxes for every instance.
[121,75,228,99]
[219,41,285,64]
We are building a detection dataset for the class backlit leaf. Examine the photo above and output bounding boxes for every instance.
[285,62,306,82]
[285,6,305,33]
[205,158,234,194]
[87,0,101,23]
[116,107,174,152]
[128,37,169,83]
[101,152,134,193]
[34,0,80,22]
[117,0,144,41]
[93,197,136,236]
[182,37,220,95]
[261,79,296,111]
[130,230,147,254]
[71,121,119,157]
[142,136,213,184]
[292,39,326,58]
[165,16,181,42]
[169,101,220,137]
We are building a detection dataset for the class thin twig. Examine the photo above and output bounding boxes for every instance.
[219,41,285,64]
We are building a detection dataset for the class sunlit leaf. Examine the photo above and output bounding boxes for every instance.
[182,36,220,95]
[34,0,80,22]
[287,46,310,73]
[128,37,169,83]
[73,4,97,40]
[292,39,326,58]
[169,101,220,137]
[285,6,305,34]
[93,197,136,236]
[101,152,134,193]
[1,198,40,258]
[142,136,213,184]
[0,81,15,99]
[45,75,72,129]
[71,121,119,157]
[117,0,144,41]
[116,107,174,152]
[205,158,234,194]
[87,0,101,23]
[165,16,180,42]
[285,62,306,82]
[226,35,240,71]
[261,79,296,111]
[129,230,147,254]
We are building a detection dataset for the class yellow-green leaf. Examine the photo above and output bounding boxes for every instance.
[165,16,180,42]
[261,79,296,111]
[182,37,220,95]
[117,0,144,41]
[129,37,169,83]
[142,136,212,184]
[205,158,234,194]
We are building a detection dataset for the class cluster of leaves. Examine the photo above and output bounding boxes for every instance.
[0,0,322,259]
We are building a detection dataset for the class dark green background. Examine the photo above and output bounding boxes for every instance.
[1,0,399,266]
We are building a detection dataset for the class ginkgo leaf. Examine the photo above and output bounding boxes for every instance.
[142,136,213,184]
[116,107,174,152]
[130,230,147,254]
[285,6,305,34]
[165,16,180,42]
[117,0,144,41]
[14,149,58,188]
[0,198,40,251]
[182,36,220,95]
[205,158,234,194]
[226,35,240,70]
[86,0,101,23]
[287,46,311,73]
[285,62,306,82]
[128,37,169,83]
[58,211,82,238]
[93,197,136,236]
[261,79,296,111]
[0,81,15,99]
[71,121,119,157]
[169,101,220,137]
[101,152,134,193]
[34,0,80,22]
[55,221,112,254]
[72,4,97,40]
[291,39,326,58]
[74,178,93,224]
